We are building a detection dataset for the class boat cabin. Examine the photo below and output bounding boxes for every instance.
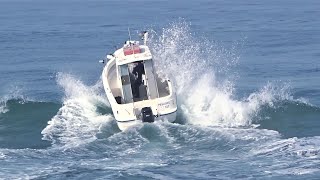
[112,41,170,104]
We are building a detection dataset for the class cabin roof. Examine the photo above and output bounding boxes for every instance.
[114,44,153,65]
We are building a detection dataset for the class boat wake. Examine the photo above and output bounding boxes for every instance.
[39,22,318,147]
[5,21,314,178]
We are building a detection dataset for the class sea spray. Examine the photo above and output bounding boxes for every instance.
[0,85,29,114]
[41,73,113,147]
[0,100,8,114]
[149,21,292,127]
[149,21,240,94]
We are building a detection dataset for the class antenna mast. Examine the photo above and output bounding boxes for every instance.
[128,27,132,41]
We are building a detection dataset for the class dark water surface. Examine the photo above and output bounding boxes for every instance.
[1,0,320,179]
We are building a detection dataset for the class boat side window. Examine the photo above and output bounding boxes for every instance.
[121,75,130,85]
[119,64,133,103]
[120,64,131,86]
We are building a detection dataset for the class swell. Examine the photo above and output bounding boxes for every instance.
[0,99,61,149]
[2,22,318,152]
[257,100,320,138]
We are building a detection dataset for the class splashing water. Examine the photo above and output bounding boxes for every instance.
[1,21,319,179]
[149,21,293,127]
[40,22,300,148]
[41,73,113,148]
[149,21,240,93]
[41,22,303,147]
[0,85,29,114]
[0,101,8,114]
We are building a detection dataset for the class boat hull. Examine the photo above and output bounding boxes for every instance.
[101,40,177,131]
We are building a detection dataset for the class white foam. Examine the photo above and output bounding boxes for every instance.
[250,136,320,175]
[150,21,240,94]
[253,136,320,158]
[0,101,8,114]
[149,22,291,127]
[0,152,6,159]
[273,167,320,176]
[41,73,112,148]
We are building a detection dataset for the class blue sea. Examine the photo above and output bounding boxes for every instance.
[1,0,320,179]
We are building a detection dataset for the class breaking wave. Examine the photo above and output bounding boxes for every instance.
[37,21,318,152]
[149,21,300,127]
[38,21,316,147]
[41,73,114,148]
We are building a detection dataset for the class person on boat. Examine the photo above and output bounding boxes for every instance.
[132,61,145,98]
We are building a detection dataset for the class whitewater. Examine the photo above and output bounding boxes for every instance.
[1,20,320,179]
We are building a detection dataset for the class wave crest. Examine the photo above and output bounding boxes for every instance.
[148,21,294,127]
[41,73,113,148]
[0,86,29,114]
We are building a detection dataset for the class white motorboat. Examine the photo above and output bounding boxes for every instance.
[101,32,177,131]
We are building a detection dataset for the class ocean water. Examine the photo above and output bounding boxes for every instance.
[1,0,320,179]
